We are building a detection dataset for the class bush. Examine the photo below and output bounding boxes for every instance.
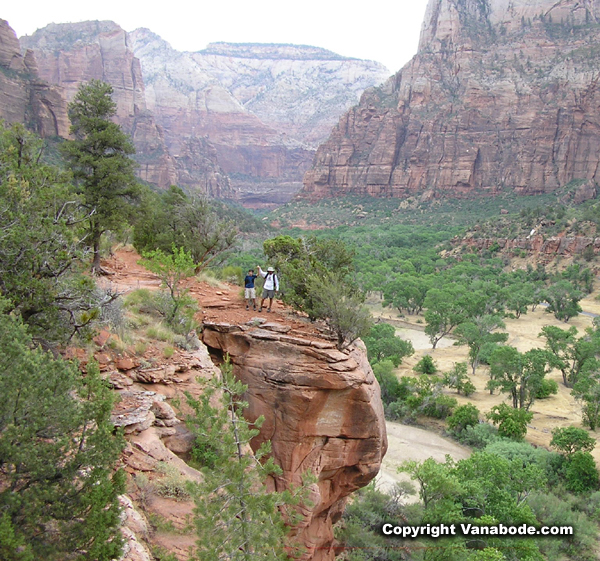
[309,273,372,350]
[420,394,457,419]
[536,378,558,399]
[447,404,480,435]
[372,360,410,406]
[414,354,438,375]
[486,403,533,440]
[565,452,600,494]
[455,423,500,449]
[385,400,414,422]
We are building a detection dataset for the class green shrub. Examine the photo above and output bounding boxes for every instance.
[565,452,600,494]
[420,394,457,419]
[536,378,559,399]
[372,360,410,406]
[456,423,500,449]
[447,404,480,434]
[414,354,438,375]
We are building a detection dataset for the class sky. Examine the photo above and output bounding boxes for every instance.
[2,0,430,73]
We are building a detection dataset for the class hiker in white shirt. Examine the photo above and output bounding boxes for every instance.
[257,265,279,313]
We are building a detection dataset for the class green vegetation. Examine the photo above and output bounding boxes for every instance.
[138,246,198,329]
[133,186,238,272]
[0,123,109,344]
[62,80,140,273]
[0,309,125,560]
[363,323,414,366]
[185,358,307,560]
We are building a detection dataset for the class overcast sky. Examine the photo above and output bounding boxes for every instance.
[2,0,430,73]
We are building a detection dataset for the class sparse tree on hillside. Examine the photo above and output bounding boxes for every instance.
[62,80,140,273]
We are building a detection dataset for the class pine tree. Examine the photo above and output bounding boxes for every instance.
[0,122,106,344]
[0,305,125,560]
[62,80,140,273]
[185,358,306,560]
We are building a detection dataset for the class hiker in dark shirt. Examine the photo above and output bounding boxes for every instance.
[244,269,258,311]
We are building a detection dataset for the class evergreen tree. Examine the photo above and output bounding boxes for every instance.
[185,358,306,560]
[0,306,125,560]
[0,122,107,344]
[62,80,140,273]
[133,186,238,272]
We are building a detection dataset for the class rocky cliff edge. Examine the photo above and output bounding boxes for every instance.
[90,249,387,560]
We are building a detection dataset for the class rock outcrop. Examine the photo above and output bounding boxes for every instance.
[0,19,68,137]
[201,321,387,561]
[463,234,600,259]
[301,0,600,201]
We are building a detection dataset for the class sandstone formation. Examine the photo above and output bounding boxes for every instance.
[20,21,230,197]
[14,19,389,206]
[128,31,389,206]
[0,19,68,137]
[463,234,600,259]
[301,0,600,201]
[202,321,387,561]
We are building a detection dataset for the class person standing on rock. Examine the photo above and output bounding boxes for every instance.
[257,265,279,313]
[244,269,258,311]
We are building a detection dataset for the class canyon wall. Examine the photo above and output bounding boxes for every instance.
[20,21,232,197]
[128,32,389,206]
[0,19,68,138]
[301,0,600,201]
[16,20,388,205]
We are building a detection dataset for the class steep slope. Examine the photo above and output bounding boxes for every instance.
[301,0,600,201]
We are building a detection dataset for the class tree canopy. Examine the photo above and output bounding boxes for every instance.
[62,80,140,273]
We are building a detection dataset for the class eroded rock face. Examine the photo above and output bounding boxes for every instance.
[20,21,230,197]
[0,20,69,137]
[202,322,387,561]
[128,31,389,207]
[301,0,600,200]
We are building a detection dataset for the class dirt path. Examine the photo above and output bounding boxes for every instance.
[376,421,471,494]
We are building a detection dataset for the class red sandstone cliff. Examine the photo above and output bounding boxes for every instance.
[20,21,231,198]
[301,0,600,201]
[202,321,387,560]
[0,19,68,138]
[92,250,387,561]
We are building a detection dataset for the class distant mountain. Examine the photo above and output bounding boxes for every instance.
[301,0,600,203]
[15,21,389,206]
